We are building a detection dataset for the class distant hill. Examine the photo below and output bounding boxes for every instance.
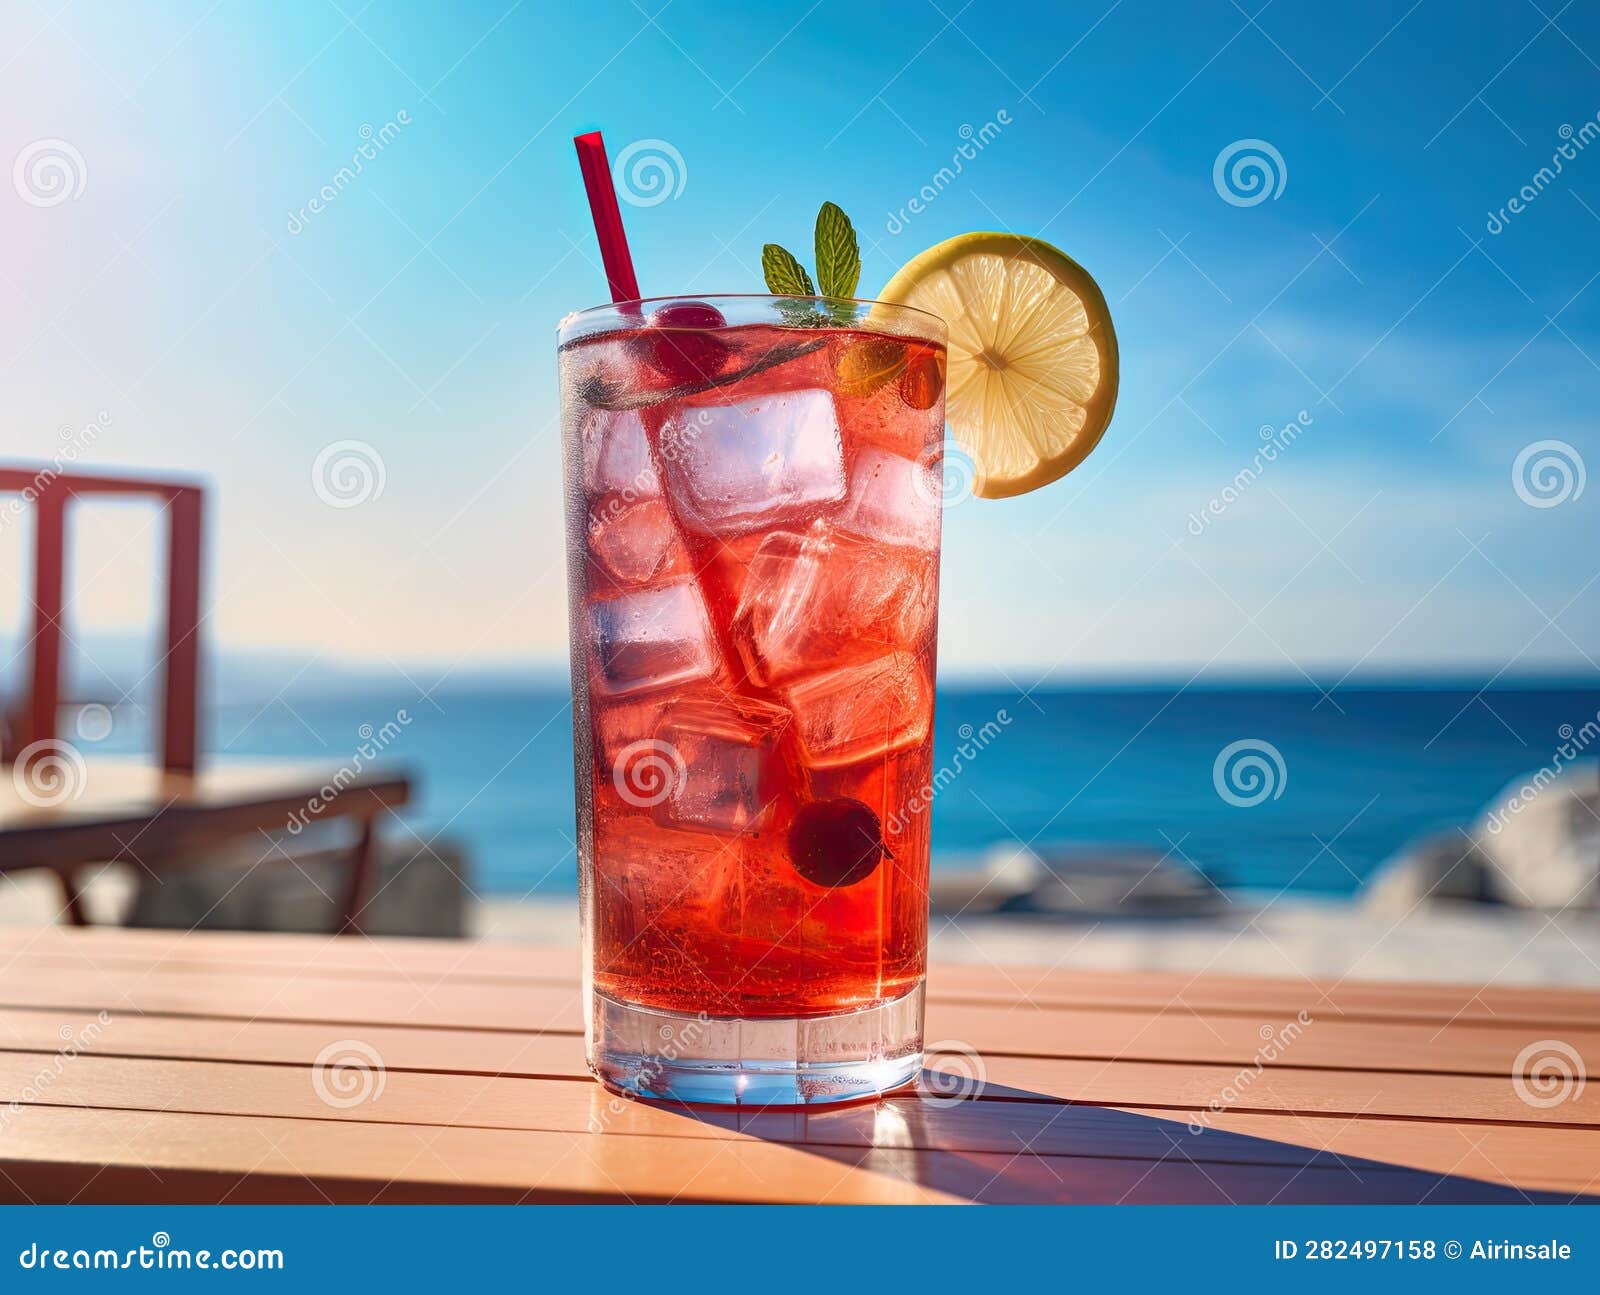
[0,630,571,708]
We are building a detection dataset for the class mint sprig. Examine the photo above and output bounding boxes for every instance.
[762,202,861,310]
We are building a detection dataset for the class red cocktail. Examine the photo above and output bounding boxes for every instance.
[561,296,945,1103]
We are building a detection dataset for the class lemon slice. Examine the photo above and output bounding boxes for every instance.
[879,232,1118,499]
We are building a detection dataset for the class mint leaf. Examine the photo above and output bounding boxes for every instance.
[814,202,860,300]
[762,243,815,296]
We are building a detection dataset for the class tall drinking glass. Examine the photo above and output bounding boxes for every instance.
[559,295,946,1104]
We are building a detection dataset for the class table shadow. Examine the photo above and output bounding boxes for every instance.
[644,1076,1598,1205]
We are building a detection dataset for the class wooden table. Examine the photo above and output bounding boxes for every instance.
[0,760,410,933]
[0,927,1594,1204]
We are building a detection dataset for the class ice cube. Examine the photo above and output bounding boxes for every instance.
[593,694,667,770]
[660,388,846,536]
[653,694,793,833]
[591,816,734,944]
[732,527,935,686]
[587,497,682,587]
[837,445,941,550]
[589,578,718,697]
[784,651,931,768]
[582,407,660,498]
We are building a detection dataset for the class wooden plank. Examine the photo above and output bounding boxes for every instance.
[2,957,1593,1081]
[0,1048,1589,1193]
[0,1007,577,1074]
[922,1001,1600,1077]
[929,964,1600,1029]
[12,936,1590,1045]
[0,964,583,1033]
[2,1039,1596,1174]
[6,927,1596,1030]
[0,927,569,981]
[3,1006,1591,1132]
[1172,1109,1599,1195]
[928,1052,1600,1126]
[2,988,1589,1084]
[0,1103,1563,1204]
[0,938,575,987]
[0,1104,957,1205]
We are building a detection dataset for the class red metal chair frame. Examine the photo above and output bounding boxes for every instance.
[0,465,202,772]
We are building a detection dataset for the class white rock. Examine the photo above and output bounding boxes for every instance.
[1474,760,1600,910]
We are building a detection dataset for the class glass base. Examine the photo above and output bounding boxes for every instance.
[588,982,924,1106]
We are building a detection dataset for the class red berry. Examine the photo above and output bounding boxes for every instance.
[642,301,731,385]
[899,346,945,410]
[787,798,886,888]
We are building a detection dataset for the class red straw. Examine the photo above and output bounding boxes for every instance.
[574,131,641,304]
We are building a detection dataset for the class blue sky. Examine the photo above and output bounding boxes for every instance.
[2,0,1597,683]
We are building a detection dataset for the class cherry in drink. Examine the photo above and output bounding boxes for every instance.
[561,296,946,1104]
